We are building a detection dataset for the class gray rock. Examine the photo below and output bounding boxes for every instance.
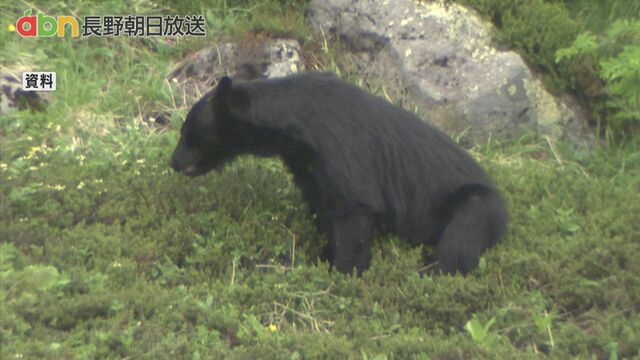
[168,38,304,106]
[309,0,593,146]
[1,71,49,115]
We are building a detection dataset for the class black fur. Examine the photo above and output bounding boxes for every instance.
[170,72,507,275]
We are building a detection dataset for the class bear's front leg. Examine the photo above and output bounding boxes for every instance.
[326,213,374,275]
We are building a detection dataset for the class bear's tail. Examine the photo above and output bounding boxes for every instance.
[435,184,507,275]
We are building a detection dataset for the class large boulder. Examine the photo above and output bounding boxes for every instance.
[1,70,49,115]
[168,38,304,106]
[309,0,593,146]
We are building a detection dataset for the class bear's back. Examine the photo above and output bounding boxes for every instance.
[234,73,492,233]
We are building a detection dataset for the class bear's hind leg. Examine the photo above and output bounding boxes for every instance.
[435,186,507,275]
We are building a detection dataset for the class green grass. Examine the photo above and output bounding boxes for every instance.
[558,0,640,34]
[1,1,639,359]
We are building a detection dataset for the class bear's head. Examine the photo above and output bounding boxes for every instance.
[170,77,235,176]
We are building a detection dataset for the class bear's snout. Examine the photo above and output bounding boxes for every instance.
[169,148,207,177]
[169,157,195,174]
[169,155,182,172]
[169,153,183,172]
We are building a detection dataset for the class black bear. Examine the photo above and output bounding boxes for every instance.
[170,72,507,275]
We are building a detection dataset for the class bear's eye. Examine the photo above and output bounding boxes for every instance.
[180,127,187,142]
[183,126,198,147]
[180,117,199,147]
[184,123,215,149]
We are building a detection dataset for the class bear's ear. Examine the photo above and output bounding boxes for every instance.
[210,76,247,112]
[214,76,232,99]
